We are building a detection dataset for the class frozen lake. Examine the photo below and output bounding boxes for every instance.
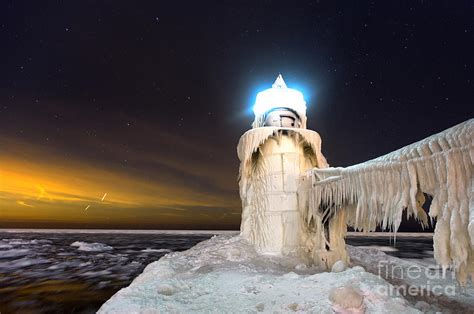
[0,230,434,313]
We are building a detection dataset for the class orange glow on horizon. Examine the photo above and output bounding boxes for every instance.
[0,137,241,228]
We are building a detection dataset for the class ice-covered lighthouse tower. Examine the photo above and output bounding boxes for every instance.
[238,75,349,269]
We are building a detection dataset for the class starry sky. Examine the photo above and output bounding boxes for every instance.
[0,1,472,230]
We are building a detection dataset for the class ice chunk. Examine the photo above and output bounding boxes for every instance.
[156,283,177,296]
[331,260,346,273]
[141,248,172,253]
[71,241,113,251]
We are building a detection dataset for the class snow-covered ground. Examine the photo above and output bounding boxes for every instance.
[98,235,474,313]
[347,245,474,313]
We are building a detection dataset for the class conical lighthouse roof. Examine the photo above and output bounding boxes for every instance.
[272,74,287,88]
[252,75,307,124]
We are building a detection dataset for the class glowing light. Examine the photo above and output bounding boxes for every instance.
[253,74,306,117]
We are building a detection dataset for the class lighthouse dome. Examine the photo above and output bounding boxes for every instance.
[252,75,307,128]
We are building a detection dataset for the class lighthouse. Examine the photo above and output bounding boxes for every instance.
[237,75,349,269]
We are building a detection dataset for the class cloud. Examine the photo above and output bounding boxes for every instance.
[16,200,34,208]
[0,135,241,228]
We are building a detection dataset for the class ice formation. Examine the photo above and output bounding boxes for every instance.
[98,235,421,313]
[238,127,330,256]
[304,119,473,284]
[237,124,354,268]
[70,241,114,252]
[238,76,348,269]
[238,76,472,283]
[347,244,474,312]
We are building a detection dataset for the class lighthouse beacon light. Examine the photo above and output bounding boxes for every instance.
[252,74,307,128]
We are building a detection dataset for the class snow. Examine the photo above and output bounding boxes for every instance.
[98,235,421,313]
[329,285,364,310]
[237,127,328,175]
[70,241,113,252]
[347,244,474,313]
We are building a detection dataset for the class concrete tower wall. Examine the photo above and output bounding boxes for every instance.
[256,134,310,254]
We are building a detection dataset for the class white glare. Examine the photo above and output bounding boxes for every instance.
[252,75,306,116]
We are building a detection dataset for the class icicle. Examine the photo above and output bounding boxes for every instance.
[303,119,473,284]
[237,126,329,256]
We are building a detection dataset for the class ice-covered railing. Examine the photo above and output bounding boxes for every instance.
[305,119,473,284]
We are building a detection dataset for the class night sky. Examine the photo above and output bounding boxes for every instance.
[1,1,472,230]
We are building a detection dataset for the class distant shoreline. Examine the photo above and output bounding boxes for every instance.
[0,228,433,237]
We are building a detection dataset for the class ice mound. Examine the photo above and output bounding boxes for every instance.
[347,245,474,313]
[70,241,113,252]
[99,235,419,313]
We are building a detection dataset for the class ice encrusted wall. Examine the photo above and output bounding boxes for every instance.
[237,127,349,268]
[305,119,473,284]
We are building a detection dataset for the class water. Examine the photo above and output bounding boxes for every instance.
[346,233,435,260]
[0,230,433,313]
[0,230,219,313]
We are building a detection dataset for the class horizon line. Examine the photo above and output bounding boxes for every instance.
[0,228,434,237]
